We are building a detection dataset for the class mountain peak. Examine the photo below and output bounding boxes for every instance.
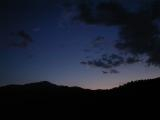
[24,81,57,88]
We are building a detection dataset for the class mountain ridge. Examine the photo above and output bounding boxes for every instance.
[1,77,160,90]
[0,77,160,106]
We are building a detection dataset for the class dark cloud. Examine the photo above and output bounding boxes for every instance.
[17,31,32,42]
[9,30,33,48]
[85,56,91,59]
[81,59,112,69]
[108,54,124,67]
[83,35,106,55]
[90,36,105,48]
[80,61,87,65]
[95,1,129,26]
[110,69,119,74]
[102,71,108,74]
[76,1,129,26]
[75,2,96,24]
[75,0,160,69]
[80,54,142,73]
[126,57,140,64]
[80,54,123,69]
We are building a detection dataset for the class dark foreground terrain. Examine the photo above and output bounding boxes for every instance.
[0,78,159,118]
[0,77,160,107]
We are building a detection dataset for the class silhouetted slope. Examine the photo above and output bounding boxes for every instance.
[0,77,160,105]
[109,77,160,97]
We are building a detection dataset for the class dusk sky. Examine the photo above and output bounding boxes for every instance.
[1,0,160,89]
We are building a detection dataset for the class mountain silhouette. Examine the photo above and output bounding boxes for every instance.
[0,77,160,106]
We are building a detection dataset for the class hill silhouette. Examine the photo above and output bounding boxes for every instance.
[0,77,160,106]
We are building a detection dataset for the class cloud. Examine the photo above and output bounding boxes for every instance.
[110,69,119,74]
[80,61,87,65]
[102,71,108,74]
[80,53,142,73]
[90,36,105,48]
[75,0,160,68]
[80,59,112,69]
[126,57,140,64]
[81,54,122,68]
[76,1,128,26]
[9,30,33,48]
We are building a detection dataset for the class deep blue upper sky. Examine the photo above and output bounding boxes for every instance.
[1,0,160,89]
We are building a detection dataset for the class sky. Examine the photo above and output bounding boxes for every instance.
[0,0,160,89]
